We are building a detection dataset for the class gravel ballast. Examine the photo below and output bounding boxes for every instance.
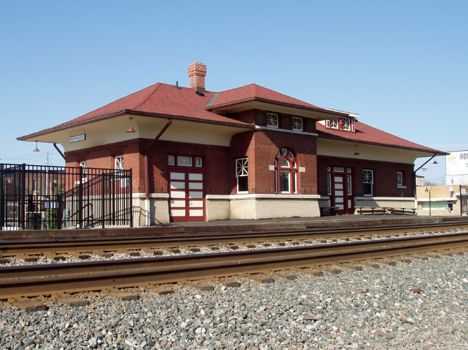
[0,253,466,349]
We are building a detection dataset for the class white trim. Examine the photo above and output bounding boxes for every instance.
[417,197,457,202]
[133,193,170,199]
[255,125,318,137]
[355,196,415,201]
[206,194,321,200]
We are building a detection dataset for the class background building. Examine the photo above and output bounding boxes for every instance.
[446,150,468,185]
[416,184,468,216]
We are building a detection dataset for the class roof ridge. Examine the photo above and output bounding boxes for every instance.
[133,82,161,110]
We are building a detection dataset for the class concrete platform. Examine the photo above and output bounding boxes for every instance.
[1,215,468,242]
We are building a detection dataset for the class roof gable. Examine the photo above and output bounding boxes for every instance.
[207,83,338,114]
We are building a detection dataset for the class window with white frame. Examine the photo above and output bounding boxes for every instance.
[177,155,193,167]
[342,118,350,131]
[362,169,374,196]
[266,113,279,128]
[235,158,248,193]
[168,155,175,166]
[275,148,297,194]
[329,119,338,129]
[114,156,124,172]
[114,156,127,187]
[397,171,405,187]
[80,161,88,183]
[291,117,303,131]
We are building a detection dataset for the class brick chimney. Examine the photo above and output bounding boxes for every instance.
[188,62,207,95]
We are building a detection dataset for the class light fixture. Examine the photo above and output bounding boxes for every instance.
[126,117,136,133]
[433,160,438,165]
[33,141,40,152]
[353,144,360,156]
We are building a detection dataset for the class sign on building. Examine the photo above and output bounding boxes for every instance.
[446,150,468,185]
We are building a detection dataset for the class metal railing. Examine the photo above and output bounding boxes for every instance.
[0,163,133,230]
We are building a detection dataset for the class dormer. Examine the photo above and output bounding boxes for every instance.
[321,116,357,133]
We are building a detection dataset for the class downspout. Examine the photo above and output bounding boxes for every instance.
[144,119,172,226]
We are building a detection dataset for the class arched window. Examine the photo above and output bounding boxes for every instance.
[275,148,298,194]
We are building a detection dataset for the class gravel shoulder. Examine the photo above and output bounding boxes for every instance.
[0,253,466,349]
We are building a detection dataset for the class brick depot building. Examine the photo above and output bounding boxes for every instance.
[19,63,443,225]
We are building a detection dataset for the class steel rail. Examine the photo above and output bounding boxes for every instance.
[1,220,468,256]
[0,232,466,299]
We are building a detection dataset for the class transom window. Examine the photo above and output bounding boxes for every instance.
[291,117,303,131]
[168,155,203,168]
[362,169,374,196]
[235,158,248,193]
[275,148,297,194]
[266,113,279,128]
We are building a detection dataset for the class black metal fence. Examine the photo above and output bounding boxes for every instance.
[0,163,133,230]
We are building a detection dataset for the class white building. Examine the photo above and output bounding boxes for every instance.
[446,151,468,185]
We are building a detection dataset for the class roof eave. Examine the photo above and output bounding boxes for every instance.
[18,110,254,141]
[207,97,350,118]
[317,132,448,156]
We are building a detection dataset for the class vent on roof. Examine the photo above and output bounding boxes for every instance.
[188,62,207,95]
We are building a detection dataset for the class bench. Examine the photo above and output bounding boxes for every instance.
[356,207,416,216]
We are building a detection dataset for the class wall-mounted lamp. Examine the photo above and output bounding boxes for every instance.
[433,160,438,165]
[353,144,360,156]
[126,117,136,133]
[33,141,40,152]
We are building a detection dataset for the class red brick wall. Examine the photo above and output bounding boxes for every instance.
[65,139,144,192]
[231,130,317,194]
[317,155,415,197]
[143,140,231,194]
[66,139,232,195]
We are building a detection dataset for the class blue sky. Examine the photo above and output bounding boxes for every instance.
[0,0,467,183]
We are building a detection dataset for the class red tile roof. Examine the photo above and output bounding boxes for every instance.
[20,83,253,139]
[18,80,442,155]
[207,83,344,115]
[316,120,443,154]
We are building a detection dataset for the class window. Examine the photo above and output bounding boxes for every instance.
[235,158,248,193]
[114,156,124,172]
[397,171,405,187]
[327,173,332,196]
[195,157,203,168]
[326,117,356,132]
[168,155,175,166]
[362,169,374,196]
[342,118,350,131]
[347,174,353,196]
[80,161,88,183]
[292,117,303,131]
[114,156,127,187]
[177,156,192,167]
[266,113,279,128]
[274,148,297,194]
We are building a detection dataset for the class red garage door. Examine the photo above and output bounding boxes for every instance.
[168,155,205,222]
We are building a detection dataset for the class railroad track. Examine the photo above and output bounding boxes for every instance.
[1,221,468,260]
[1,231,466,300]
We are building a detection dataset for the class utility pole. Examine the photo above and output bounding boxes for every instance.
[461,185,464,216]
